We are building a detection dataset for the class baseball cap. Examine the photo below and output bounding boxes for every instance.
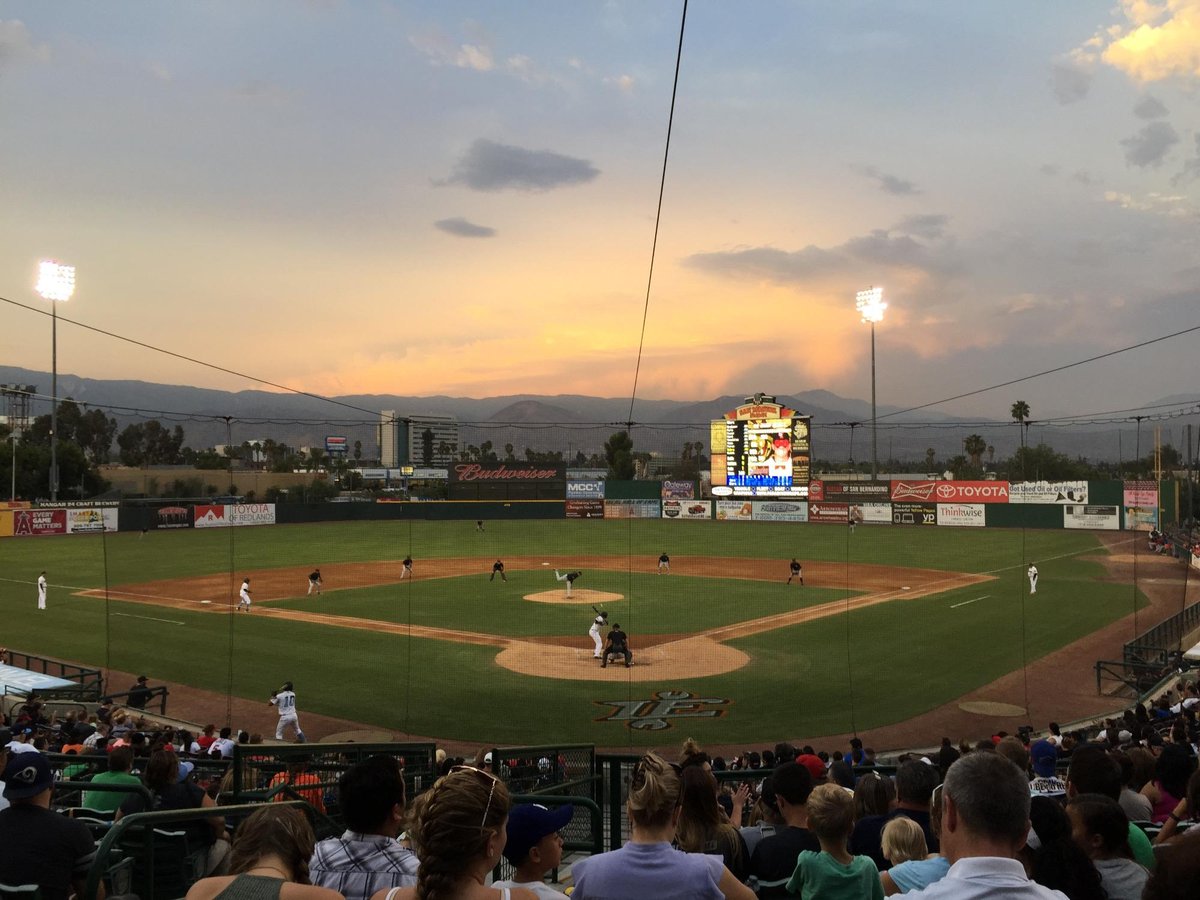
[3,752,53,800]
[136,675,148,683]
[796,754,827,780]
[1029,740,1058,778]
[176,761,195,783]
[503,803,574,866]
[483,752,493,764]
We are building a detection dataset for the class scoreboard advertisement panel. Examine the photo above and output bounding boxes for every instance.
[710,399,811,498]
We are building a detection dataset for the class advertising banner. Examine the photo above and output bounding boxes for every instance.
[567,481,606,500]
[1125,505,1158,531]
[194,505,229,528]
[229,503,276,526]
[1063,505,1120,530]
[892,502,936,525]
[937,503,986,527]
[808,502,849,523]
[662,499,711,520]
[811,481,891,501]
[12,508,67,536]
[661,480,696,500]
[715,499,753,521]
[752,500,809,522]
[449,463,565,482]
[603,499,660,519]
[565,499,604,519]
[890,480,1010,503]
[65,507,118,533]
[1123,481,1158,508]
[325,435,348,454]
[1009,481,1089,504]
[154,506,193,529]
[854,503,893,524]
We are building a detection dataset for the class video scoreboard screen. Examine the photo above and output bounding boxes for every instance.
[711,412,811,497]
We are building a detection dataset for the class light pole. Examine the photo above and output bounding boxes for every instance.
[856,287,887,482]
[36,261,76,503]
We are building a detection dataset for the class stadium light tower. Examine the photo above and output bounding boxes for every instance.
[36,260,76,502]
[855,286,887,481]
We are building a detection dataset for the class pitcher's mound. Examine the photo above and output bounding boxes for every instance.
[958,700,1027,717]
[524,588,625,605]
[497,635,749,680]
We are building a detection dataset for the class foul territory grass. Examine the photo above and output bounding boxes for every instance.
[0,519,1145,746]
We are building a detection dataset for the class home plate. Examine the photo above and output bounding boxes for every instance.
[201,600,212,604]
[901,586,911,591]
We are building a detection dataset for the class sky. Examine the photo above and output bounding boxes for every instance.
[1,1,1198,421]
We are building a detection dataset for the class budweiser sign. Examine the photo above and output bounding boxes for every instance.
[890,480,1010,503]
[451,463,565,482]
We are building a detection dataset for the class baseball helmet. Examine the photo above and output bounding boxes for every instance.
[282,681,293,691]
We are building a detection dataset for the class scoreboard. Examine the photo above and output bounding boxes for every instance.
[711,399,811,497]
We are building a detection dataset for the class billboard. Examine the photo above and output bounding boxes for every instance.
[12,508,67,536]
[1123,480,1158,531]
[450,463,565,482]
[890,480,1010,503]
[710,400,811,498]
[565,499,604,518]
[567,481,605,500]
[325,435,348,454]
[1009,481,1089,504]
[808,502,849,523]
[194,504,277,528]
[715,499,753,521]
[603,499,660,519]
[937,503,985,527]
[661,480,695,500]
[810,481,890,501]
[853,503,893,524]
[66,507,118,533]
[1064,505,1120,530]
[892,502,936,525]
[154,505,192,530]
[752,500,809,522]
[194,505,229,528]
[662,499,711,520]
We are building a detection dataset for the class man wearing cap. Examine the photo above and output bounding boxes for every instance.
[1027,740,1066,800]
[600,623,632,668]
[126,674,152,710]
[748,762,820,898]
[310,756,418,900]
[5,727,37,754]
[493,803,574,899]
[851,759,940,870]
[0,752,101,900]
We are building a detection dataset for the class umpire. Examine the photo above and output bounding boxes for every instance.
[601,623,632,668]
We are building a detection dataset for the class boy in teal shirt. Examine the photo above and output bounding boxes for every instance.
[786,783,883,900]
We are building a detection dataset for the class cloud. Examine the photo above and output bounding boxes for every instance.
[1121,120,1180,167]
[1050,59,1094,103]
[1174,133,1200,183]
[0,19,49,67]
[409,28,494,71]
[440,139,599,192]
[1104,189,1194,217]
[853,164,920,195]
[434,217,496,238]
[892,214,949,240]
[1133,94,1169,118]
[1080,0,1200,84]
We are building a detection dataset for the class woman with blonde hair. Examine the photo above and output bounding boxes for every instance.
[572,753,754,900]
[185,805,341,900]
[675,766,749,881]
[370,766,536,900]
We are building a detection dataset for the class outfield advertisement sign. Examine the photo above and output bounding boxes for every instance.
[810,481,890,501]
[565,499,604,518]
[1009,481,1089,504]
[66,507,118,533]
[1123,481,1158,507]
[195,503,277,528]
[450,463,565,482]
[716,499,753,521]
[603,499,659,519]
[11,508,67,536]
[808,502,849,523]
[891,480,1010,503]
[662,499,711,520]
[1063,505,1120,530]
[893,502,936,525]
[155,506,192,530]
[853,503,893,524]
[752,501,808,522]
[567,481,605,500]
[661,480,696,500]
[937,503,985,527]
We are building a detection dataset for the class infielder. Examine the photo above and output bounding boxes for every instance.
[490,559,507,582]
[400,555,413,579]
[238,577,252,613]
[37,571,47,610]
[554,569,582,598]
[1027,564,1038,594]
[269,680,305,742]
[589,607,608,658]
[307,568,323,595]
[787,558,803,585]
[657,552,670,574]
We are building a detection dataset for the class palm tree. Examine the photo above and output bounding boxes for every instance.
[925,448,936,470]
[964,434,987,468]
[1010,400,1030,424]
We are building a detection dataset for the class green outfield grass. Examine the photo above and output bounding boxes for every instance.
[0,520,1145,747]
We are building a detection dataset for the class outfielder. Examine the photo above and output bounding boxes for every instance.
[490,559,507,582]
[400,555,413,579]
[307,568,322,595]
[554,569,582,598]
[787,558,803,585]
[657,552,670,574]
[589,607,608,658]
[37,571,47,610]
[1027,563,1038,594]
[238,577,252,612]
[270,680,305,742]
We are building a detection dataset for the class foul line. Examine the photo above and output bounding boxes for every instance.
[111,612,185,626]
[951,595,991,609]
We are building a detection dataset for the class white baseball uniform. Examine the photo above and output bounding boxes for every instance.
[589,614,606,658]
[239,579,252,612]
[270,689,304,741]
[555,570,579,597]
[37,573,47,610]
[1027,565,1038,594]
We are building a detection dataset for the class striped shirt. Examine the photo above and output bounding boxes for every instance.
[309,831,419,900]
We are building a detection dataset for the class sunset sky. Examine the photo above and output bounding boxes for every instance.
[1,1,1198,419]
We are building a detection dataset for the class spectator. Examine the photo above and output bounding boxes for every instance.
[185,804,340,900]
[881,784,949,896]
[676,766,749,880]
[1065,744,1156,871]
[570,752,753,900]
[1141,743,1196,824]
[851,760,939,870]
[748,761,820,898]
[679,737,711,772]
[82,745,142,813]
[310,755,418,899]
[1113,749,1153,822]
[493,802,573,899]
[828,761,856,790]
[196,724,218,754]
[370,765,538,900]
[739,774,782,859]
[126,675,152,710]
[0,752,101,900]
[854,772,892,820]
[903,753,1066,899]
[1020,795,1104,900]
[1152,768,1200,845]
[1028,740,1066,800]
[935,739,960,779]
[5,727,36,754]
[1065,793,1147,900]
[1143,827,1200,899]
[784,782,882,900]
[882,817,928,867]
[269,757,327,814]
[211,726,237,759]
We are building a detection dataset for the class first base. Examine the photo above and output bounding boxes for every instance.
[201,600,212,604]
[542,562,549,566]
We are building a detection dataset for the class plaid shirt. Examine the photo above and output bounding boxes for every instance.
[309,831,419,900]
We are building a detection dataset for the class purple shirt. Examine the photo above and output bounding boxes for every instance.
[572,840,725,900]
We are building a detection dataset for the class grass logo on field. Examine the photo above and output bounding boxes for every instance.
[593,690,730,730]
